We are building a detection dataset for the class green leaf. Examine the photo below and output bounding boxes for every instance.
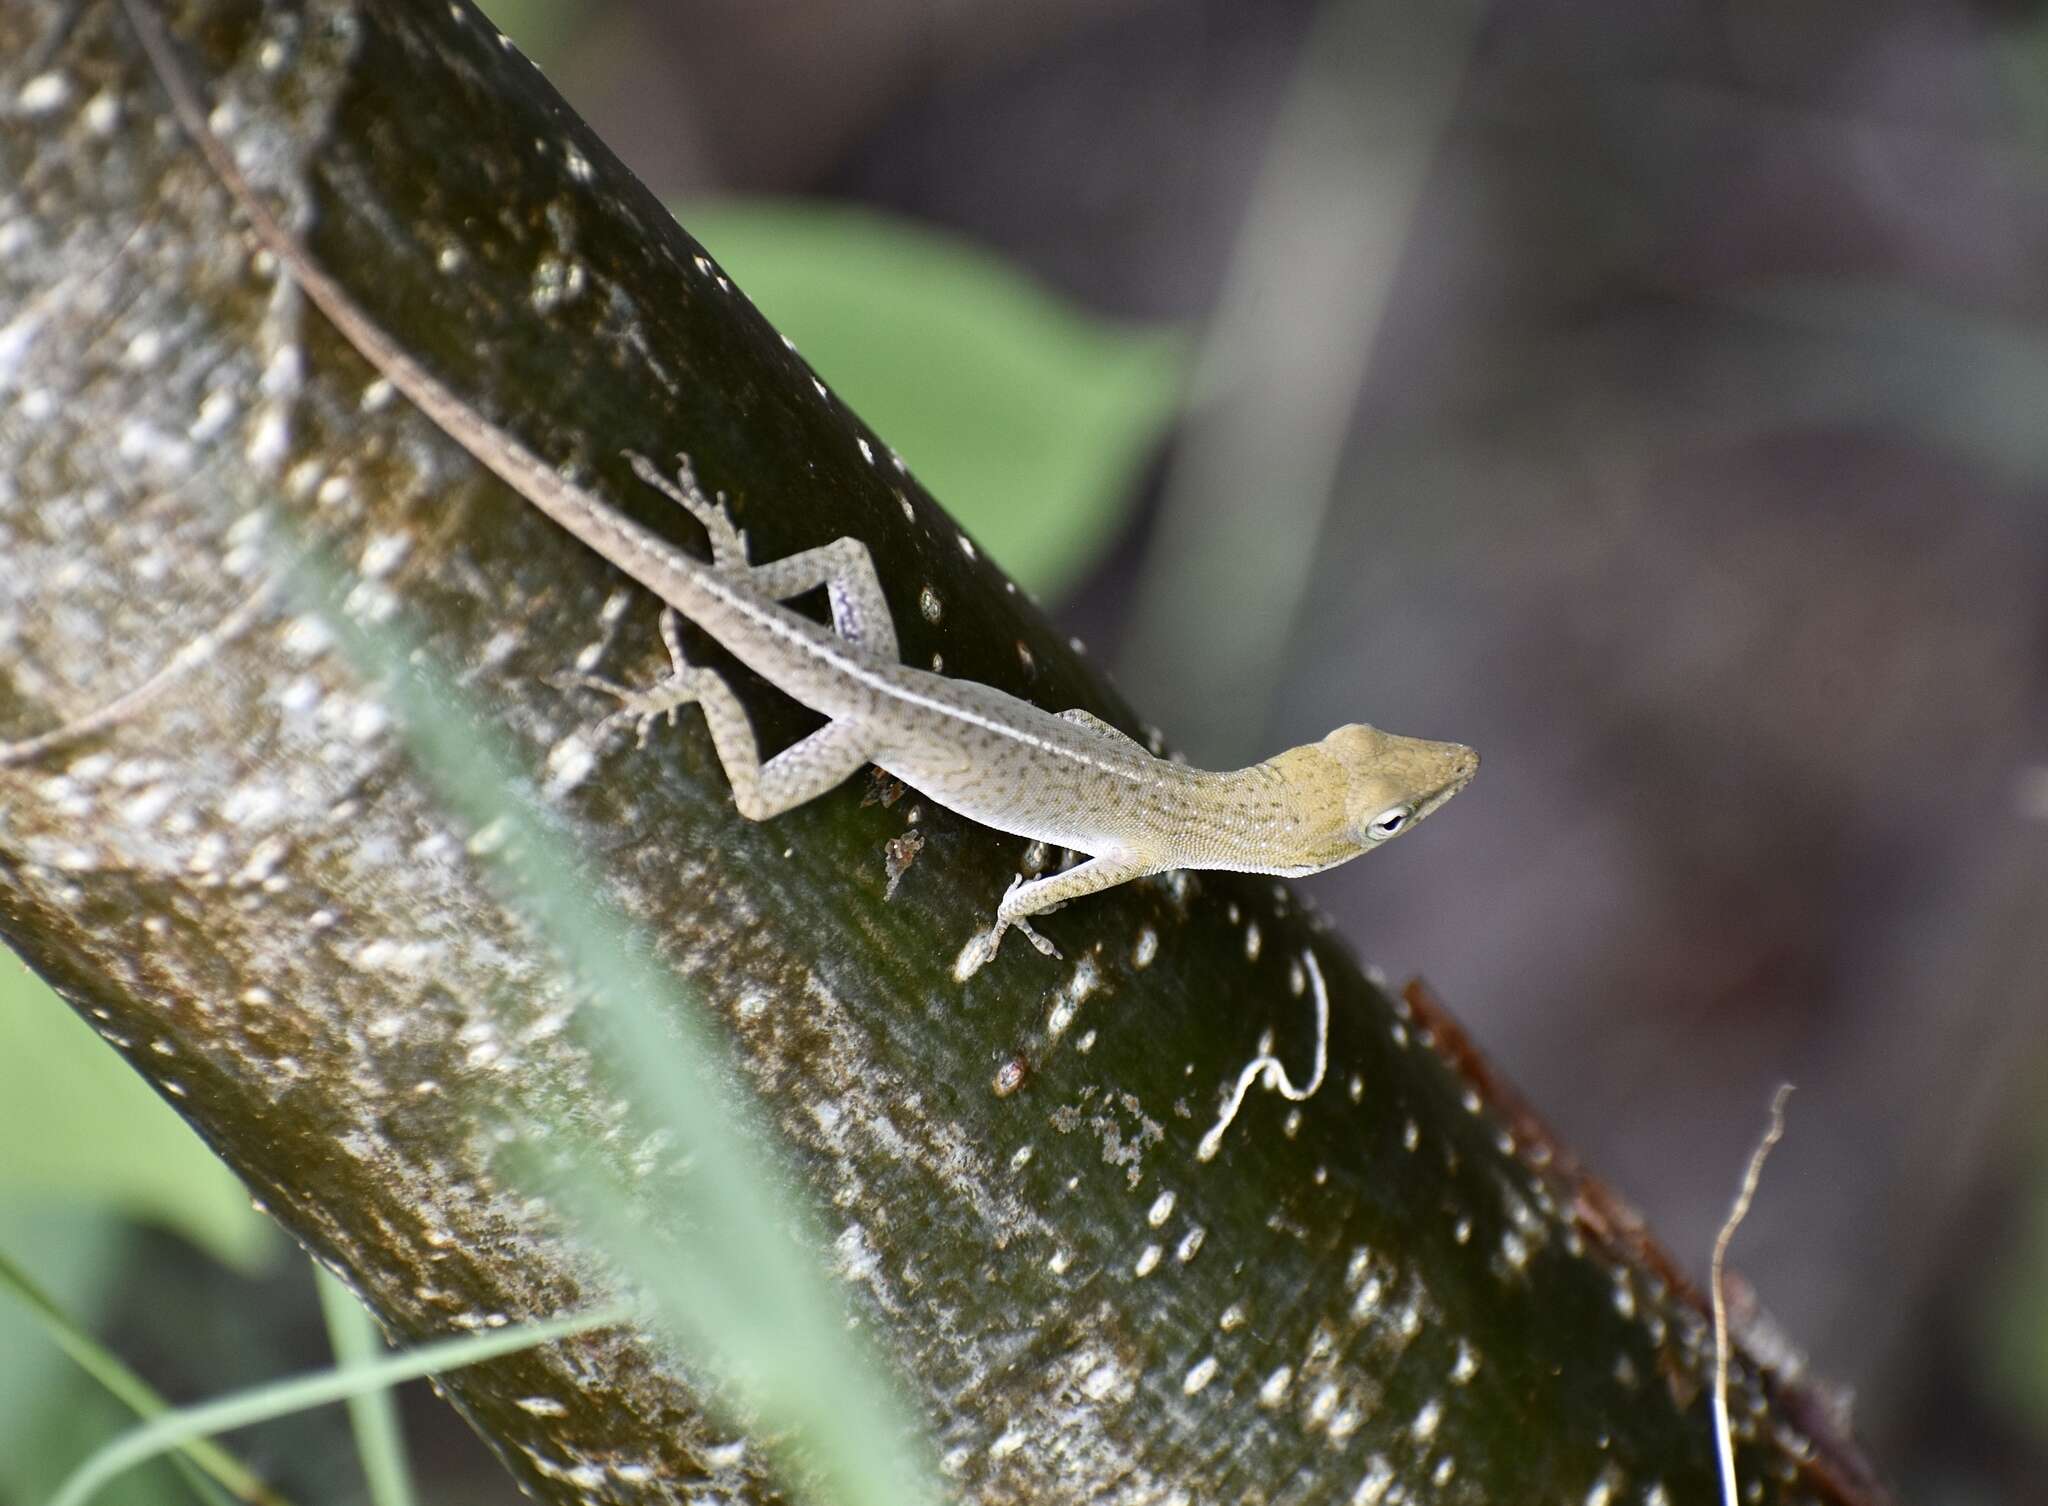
[285,540,944,1506]
[0,958,274,1272]
[315,1267,419,1506]
[0,1213,132,1506]
[48,1301,629,1506]
[0,1236,273,1506]
[684,201,1187,597]
[470,0,584,70]
[1986,1141,2048,1430]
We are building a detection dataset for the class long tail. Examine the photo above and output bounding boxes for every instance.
[118,0,754,639]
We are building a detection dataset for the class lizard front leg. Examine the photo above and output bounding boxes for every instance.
[626,452,752,572]
[741,538,898,663]
[583,609,871,819]
[956,852,1158,978]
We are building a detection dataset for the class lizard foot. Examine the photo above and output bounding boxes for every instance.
[570,672,695,749]
[625,451,750,569]
[1012,917,1062,959]
[569,608,705,748]
[997,874,1062,959]
[953,876,1064,982]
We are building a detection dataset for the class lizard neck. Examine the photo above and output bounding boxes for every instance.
[1194,747,1353,874]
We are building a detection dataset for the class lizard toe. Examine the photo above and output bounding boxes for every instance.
[1015,919,1061,959]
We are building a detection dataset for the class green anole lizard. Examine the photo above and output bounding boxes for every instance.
[125,2,1476,977]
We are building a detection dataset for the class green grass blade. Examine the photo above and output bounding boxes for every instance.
[313,1267,418,1506]
[0,1244,282,1506]
[544,1163,932,1506]
[46,1302,629,1506]
[280,545,944,1506]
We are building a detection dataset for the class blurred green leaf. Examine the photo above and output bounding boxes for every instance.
[16,1378,200,1506]
[0,1239,268,1506]
[1991,16,2048,149]
[49,1302,629,1506]
[315,1268,418,1506]
[0,1212,133,1506]
[0,957,274,1271]
[284,540,944,1506]
[1987,1139,2048,1431]
[470,0,583,70]
[685,200,1187,597]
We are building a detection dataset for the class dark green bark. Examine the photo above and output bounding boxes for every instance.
[0,2,1894,1502]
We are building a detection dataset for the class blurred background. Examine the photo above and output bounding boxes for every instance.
[6,0,2047,1500]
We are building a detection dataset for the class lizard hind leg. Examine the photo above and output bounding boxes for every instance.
[581,608,873,820]
[626,451,751,573]
[624,450,897,659]
[576,607,707,749]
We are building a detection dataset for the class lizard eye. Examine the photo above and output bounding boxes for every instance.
[1366,805,1412,841]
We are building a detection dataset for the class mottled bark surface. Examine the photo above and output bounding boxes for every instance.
[0,1,1895,1502]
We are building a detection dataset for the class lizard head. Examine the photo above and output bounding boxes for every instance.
[1319,723,1478,853]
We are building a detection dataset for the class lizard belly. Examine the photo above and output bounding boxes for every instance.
[872,743,1188,859]
[872,752,1108,853]
[862,668,1201,856]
